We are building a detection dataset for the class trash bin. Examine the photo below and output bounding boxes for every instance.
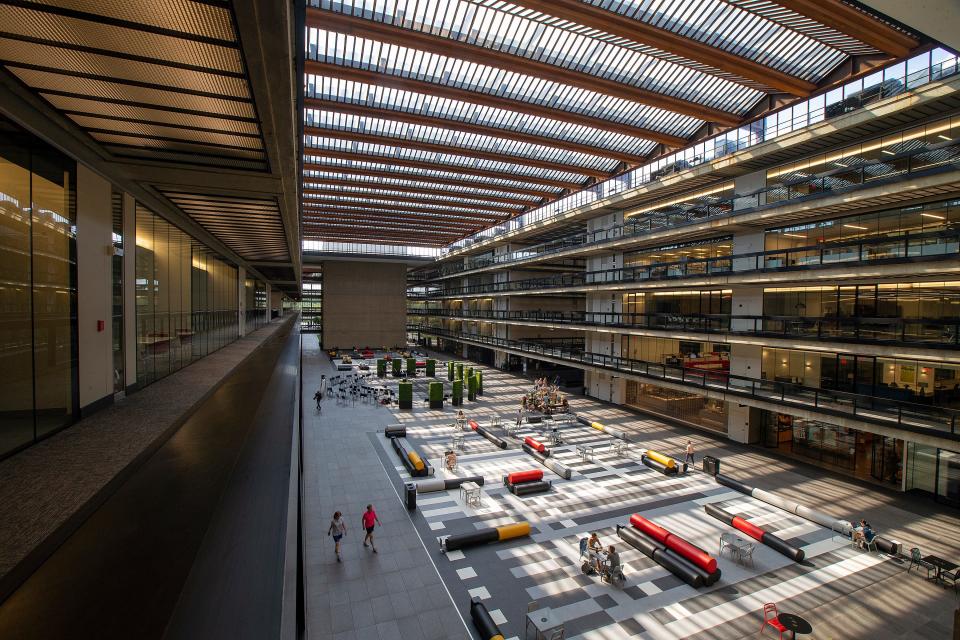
[703,456,719,476]
[404,482,417,510]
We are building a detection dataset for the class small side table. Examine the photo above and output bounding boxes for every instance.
[777,613,812,639]
[525,606,565,640]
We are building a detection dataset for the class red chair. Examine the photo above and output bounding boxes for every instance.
[760,603,787,639]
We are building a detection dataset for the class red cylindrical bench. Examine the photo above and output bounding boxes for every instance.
[468,420,479,431]
[523,436,546,453]
[506,470,544,485]
[630,514,717,574]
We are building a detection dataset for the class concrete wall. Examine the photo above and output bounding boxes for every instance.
[322,260,407,349]
[76,165,113,409]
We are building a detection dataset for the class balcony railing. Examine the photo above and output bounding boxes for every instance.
[408,309,960,348]
[438,50,960,259]
[411,325,960,438]
[416,135,960,281]
[412,228,960,298]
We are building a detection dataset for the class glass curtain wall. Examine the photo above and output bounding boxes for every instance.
[111,189,124,393]
[0,115,78,459]
[135,205,238,388]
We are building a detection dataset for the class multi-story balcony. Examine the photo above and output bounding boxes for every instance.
[413,227,960,299]
[412,325,960,440]
[410,308,960,351]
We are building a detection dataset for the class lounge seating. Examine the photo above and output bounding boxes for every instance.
[942,569,960,592]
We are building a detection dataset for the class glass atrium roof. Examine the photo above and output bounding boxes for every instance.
[301,0,921,247]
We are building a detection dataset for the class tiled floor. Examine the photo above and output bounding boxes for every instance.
[305,347,960,640]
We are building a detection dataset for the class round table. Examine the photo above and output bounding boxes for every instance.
[777,613,812,639]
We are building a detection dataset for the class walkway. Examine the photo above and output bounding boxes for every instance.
[301,340,470,640]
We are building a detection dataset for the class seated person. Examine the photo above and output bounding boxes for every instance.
[445,450,457,471]
[587,532,603,571]
[859,522,877,549]
[605,544,621,576]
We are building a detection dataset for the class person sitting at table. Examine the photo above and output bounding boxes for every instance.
[858,522,877,550]
[445,450,457,471]
[587,532,603,572]
[604,545,621,579]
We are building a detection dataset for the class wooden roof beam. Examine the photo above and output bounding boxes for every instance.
[304,126,609,178]
[304,97,654,162]
[302,163,557,198]
[775,0,918,58]
[304,61,697,144]
[301,177,536,206]
[302,202,505,221]
[303,189,521,214]
[301,147,585,189]
[508,0,816,96]
[308,9,740,126]
[304,212,483,229]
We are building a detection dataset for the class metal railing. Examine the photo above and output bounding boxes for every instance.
[417,138,960,281]
[411,325,960,437]
[408,309,960,348]
[411,228,960,298]
[439,50,960,258]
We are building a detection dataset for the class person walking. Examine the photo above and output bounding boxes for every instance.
[515,406,523,428]
[684,441,695,466]
[327,511,347,562]
[319,375,327,400]
[361,504,382,553]
[313,388,322,412]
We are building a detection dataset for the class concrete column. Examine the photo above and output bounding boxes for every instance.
[731,230,765,272]
[76,165,114,412]
[731,285,763,331]
[727,404,753,443]
[238,267,246,336]
[122,193,137,389]
[733,169,766,210]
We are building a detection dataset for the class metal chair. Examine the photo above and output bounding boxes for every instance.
[907,547,935,579]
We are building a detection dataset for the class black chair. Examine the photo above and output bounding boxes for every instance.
[907,547,935,579]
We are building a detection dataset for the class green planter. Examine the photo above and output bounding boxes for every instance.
[467,374,478,402]
[467,367,474,381]
[456,362,464,380]
[476,370,483,395]
[452,379,463,406]
[447,361,454,381]
[376,358,386,378]
[392,358,402,377]
[406,357,417,377]
[428,381,443,409]
[398,381,413,409]
[426,359,436,377]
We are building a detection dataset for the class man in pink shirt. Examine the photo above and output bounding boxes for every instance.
[361,504,382,553]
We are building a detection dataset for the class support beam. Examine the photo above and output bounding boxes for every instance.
[301,177,535,206]
[303,97,683,152]
[304,126,609,177]
[775,0,918,57]
[507,0,816,96]
[304,228,454,242]
[302,203,504,221]
[307,9,741,125]
[302,188,521,213]
[304,222,464,236]
[302,163,558,197]
[304,213,481,230]
[305,61,701,142]
[301,148,585,189]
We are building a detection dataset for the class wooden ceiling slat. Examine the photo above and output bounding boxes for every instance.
[305,61,693,144]
[774,0,918,58]
[304,126,609,178]
[302,177,534,206]
[303,97,650,162]
[308,8,740,126]
[302,188,520,214]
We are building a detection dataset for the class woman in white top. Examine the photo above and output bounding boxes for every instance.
[327,511,347,562]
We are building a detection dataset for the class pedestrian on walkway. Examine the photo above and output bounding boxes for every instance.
[313,388,322,412]
[516,406,523,428]
[327,511,347,562]
[684,440,695,466]
[361,504,382,553]
[319,375,327,399]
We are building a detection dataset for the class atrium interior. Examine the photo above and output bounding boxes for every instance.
[0,1,960,639]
